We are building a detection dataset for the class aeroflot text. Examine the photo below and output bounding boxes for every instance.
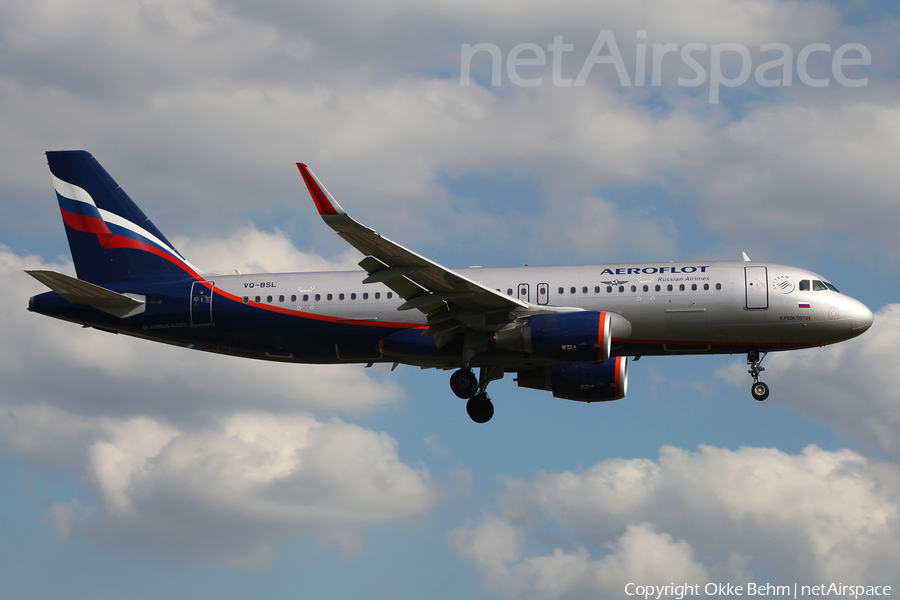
[600,266,710,276]
[624,583,891,599]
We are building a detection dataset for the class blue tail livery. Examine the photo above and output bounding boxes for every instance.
[47,150,200,284]
[28,151,874,423]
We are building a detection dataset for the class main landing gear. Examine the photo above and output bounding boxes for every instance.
[748,351,769,401]
[450,367,500,423]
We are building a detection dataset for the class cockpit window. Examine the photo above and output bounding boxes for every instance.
[802,279,840,293]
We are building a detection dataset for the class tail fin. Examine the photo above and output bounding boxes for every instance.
[47,150,201,284]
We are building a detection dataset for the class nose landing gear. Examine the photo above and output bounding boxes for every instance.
[450,366,502,423]
[748,351,769,401]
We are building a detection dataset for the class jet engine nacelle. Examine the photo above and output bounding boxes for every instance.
[494,311,631,363]
[516,358,629,402]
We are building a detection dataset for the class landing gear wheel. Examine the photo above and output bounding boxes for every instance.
[751,381,770,401]
[747,351,770,402]
[466,394,494,423]
[450,369,479,399]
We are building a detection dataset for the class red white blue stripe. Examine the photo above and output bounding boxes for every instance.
[52,173,203,277]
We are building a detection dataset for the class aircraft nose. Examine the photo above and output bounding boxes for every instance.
[851,300,874,333]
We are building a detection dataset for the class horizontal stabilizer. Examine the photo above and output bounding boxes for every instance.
[26,270,146,318]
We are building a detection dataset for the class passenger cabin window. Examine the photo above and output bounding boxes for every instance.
[303,294,309,302]
[279,295,284,302]
[570,287,576,294]
[255,296,261,303]
[267,295,273,303]
[243,296,249,304]
[643,285,649,292]
[715,283,721,290]
[582,286,588,294]
[363,292,368,299]
[558,287,564,295]
[594,286,600,293]
[607,286,612,293]
[291,295,296,302]
[387,292,393,299]
[507,289,513,296]
[655,285,661,292]
[375,292,381,299]
[631,285,636,292]
[315,294,320,301]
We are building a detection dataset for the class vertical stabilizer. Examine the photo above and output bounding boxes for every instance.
[47,150,200,284]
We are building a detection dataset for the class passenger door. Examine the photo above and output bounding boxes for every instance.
[744,266,768,309]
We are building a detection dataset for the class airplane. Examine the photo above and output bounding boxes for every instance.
[27,150,874,423]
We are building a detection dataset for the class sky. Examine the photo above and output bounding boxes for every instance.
[1,0,899,598]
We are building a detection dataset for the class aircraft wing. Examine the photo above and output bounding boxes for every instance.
[297,164,528,341]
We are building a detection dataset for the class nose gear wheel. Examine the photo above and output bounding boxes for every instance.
[747,351,769,401]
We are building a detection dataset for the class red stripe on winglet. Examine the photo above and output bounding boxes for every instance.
[297,163,339,216]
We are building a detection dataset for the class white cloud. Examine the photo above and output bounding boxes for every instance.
[698,99,900,257]
[0,0,889,267]
[0,238,435,564]
[171,225,361,275]
[5,0,883,271]
[9,403,435,563]
[227,0,841,51]
[450,519,710,599]
[451,445,900,596]
[80,411,435,562]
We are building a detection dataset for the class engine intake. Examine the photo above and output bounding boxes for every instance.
[516,358,629,402]
[494,311,631,363]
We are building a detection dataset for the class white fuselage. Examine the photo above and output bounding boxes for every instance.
[212,260,872,357]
